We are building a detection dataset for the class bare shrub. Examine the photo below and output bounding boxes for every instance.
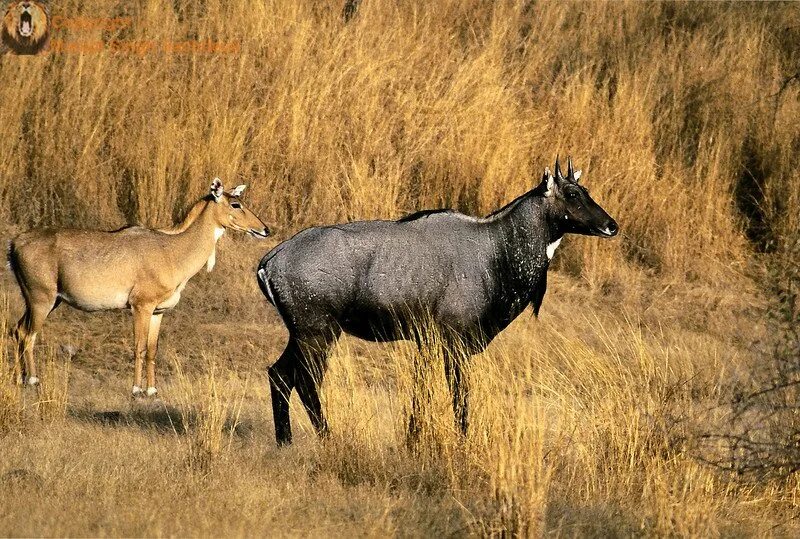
[702,238,800,478]
[0,304,23,433]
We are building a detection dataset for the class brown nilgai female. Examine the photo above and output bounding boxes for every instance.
[8,179,269,397]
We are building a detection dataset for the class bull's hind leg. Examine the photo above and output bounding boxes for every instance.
[295,331,340,439]
[269,338,302,446]
[443,347,470,437]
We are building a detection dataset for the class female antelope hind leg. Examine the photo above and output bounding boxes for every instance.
[12,310,31,385]
[15,292,59,387]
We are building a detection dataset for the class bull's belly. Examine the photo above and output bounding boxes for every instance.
[338,306,424,342]
[340,318,405,342]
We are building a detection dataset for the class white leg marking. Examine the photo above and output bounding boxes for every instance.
[546,238,562,260]
[132,385,143,396]
[27,376,40,386]
[146,386,158,397]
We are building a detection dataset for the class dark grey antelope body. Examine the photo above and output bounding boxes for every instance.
[257,158,618,445]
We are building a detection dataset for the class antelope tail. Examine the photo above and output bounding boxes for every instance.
[6,240,24,336]
[7,240,21,285]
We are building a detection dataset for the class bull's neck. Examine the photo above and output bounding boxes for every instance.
[165,200,224,278]
[488,193,561,299]
[494,192,563,254]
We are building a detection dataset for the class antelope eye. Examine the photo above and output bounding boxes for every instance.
[567,191,578,199]
[231,202,242,209]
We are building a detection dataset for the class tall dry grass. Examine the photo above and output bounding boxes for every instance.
[0,0,797,285]
[0,268,792,535]
[298,310,793,535]
[171,357,249,474]
[0,295,70,429]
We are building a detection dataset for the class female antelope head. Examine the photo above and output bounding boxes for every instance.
[209,179,270,238]
[543,157,618,238]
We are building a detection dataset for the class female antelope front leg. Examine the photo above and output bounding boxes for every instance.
[131,306,154,398]
[145,313,163,397]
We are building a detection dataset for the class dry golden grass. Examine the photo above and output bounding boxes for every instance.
[0,273,795,536]
[1,0,798,536]
[1,1,797,277]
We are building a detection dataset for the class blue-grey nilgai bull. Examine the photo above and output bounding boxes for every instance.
[257,157,618,446]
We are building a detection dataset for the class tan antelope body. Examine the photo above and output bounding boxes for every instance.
[7,179,269,396]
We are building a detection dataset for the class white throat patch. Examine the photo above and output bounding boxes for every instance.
[546,238,562,260]
[207,228,225,272]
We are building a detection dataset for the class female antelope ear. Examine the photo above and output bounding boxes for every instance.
[210,178,224,201]
[230,184,247,197]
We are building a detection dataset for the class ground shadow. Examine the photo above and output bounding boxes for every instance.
[70,403,187,434]
[69,403,256,438]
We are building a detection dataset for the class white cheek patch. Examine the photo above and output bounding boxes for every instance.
[546,238,562,260]
[214,227,225,241]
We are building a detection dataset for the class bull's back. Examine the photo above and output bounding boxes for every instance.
[258,219,481,337]
[259,225,375,312]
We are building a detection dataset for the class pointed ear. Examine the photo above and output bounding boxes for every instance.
[542,167,556,197]
[573,169,582,183]
[210,178,224,201]
[230,184,247,197]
